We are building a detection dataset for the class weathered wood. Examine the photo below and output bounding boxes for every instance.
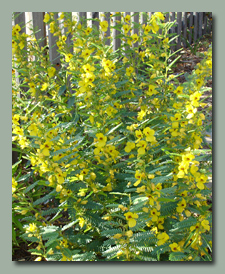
[92,12,99,31]
[48,13,60,66]
[203,12,207,35]
[32,12,47,51]
[79,12,87,27]
[208,12,212,33]
[177,12,182,50]
[112,12,121,53]
[100,12,111,46]
[64,12,73,53]
[131,12,139,48]
[188,12,193,44]
[140,12,148,25]
[170,12,176,51]
[183,12,187,47]
[165,12,169,23]
[199,12,203,39]
[194,12,198,41]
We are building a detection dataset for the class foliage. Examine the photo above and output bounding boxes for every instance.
[12,12,212,261]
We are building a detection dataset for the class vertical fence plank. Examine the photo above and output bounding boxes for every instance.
[79,12,87,27]
[182,12,187,48]
[131,12,139,48]
[32,12,47,52]
[170,12,176,51]
[100,12,111,46]
[112,12,121,53]
[92,12,99,31]
[208,12,212,33]
[188,12,193,45]
[176,12,182,50]
[194,12,198,42]
[64,12,73,54]
[165,12,169,23]
[203,12,207,35]
[198,12,203,39]
[48,13,60,66]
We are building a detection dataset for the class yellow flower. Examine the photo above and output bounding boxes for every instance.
[135,129,142,139]
[65,53,73,62]
[124,212,138,228]
[78,217,85,228]
[169,242,181,252]
[81,49,92,59]
[95,133,107,147]
[157,232,169,246]
[12,177,18,193]
[150,208,160,222]
[41,83,48,91]
[43,13,50,23]
[176,198,187,213]
[136,185,146,193]
[47,67,56,78]
[126,67,134,77]
[100,21,108,32]
[143,127,156,142]
[131,33,139,43]
[201,220,210,231]
[124,14,131,23]
[26,223,37,233]
[125,230,133,237]
[136,140,147,155]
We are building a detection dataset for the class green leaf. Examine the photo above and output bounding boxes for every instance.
[67,96,75,108]
[169,252,186,261]
[62,220,79,231]
[58,85,66,96]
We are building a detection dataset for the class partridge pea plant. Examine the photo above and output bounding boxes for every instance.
[12,12,212,261]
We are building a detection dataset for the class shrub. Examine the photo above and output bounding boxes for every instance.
[12,12,212,261]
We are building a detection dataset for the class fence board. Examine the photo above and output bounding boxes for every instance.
[194,12,198,41]
[188,12,193,44]
[176,12,182,50]
[48,13,60,66]
[182,12,187,47]
[32,12,47,51]
[203,13,207,35]
[131,12,139,48]
[79,12,87,27]
[100,12,111,46]
[112,12,121,53]
[92,12,99,31]
[64,12,73,54]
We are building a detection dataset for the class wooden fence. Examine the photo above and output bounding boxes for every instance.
[13,12,212,66]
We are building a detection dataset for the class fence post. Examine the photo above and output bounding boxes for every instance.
[48,13,60,66]
[100,12,111,46]
[131,12,139,49]
[176,12,182,50]
[92,12,99,31]
[32,12,47,51]
[112,12,121,53]
[203,12,207,35]
[198,12,203,39]
[188,12,193,45]
[182,12,187,48]
[170,12,176,51]
[194,12,198,42]
[79,12,87,27]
